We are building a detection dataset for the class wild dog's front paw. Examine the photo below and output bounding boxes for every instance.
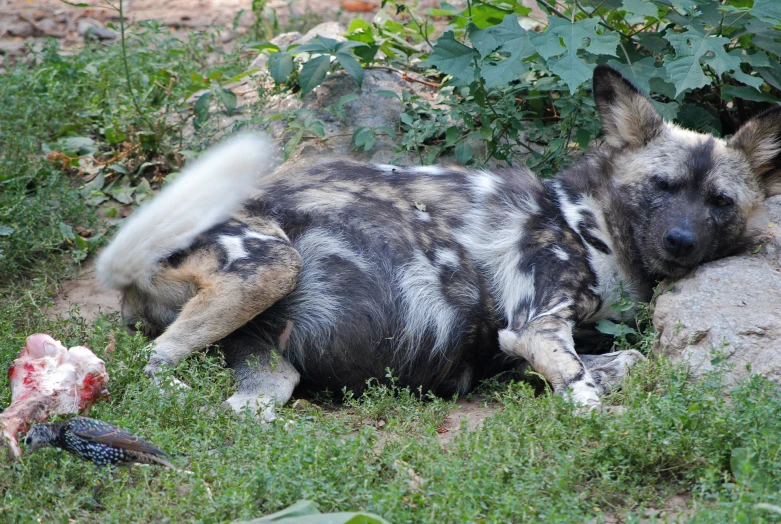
[223,393,277,423]
[144,356,191,392]
[588,350,645,395]
[561,380,601,411]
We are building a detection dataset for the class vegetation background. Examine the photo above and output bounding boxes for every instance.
[1,0,781,521]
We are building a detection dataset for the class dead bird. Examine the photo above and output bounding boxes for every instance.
[24,416,176,469]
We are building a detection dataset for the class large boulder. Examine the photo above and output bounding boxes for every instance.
[653,196,781,385]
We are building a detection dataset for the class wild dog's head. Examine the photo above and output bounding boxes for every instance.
[593,65,781,279]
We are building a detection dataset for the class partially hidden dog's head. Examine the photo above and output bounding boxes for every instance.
[592,64,781,279]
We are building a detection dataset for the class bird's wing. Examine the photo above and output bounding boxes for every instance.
[69,417,169,456]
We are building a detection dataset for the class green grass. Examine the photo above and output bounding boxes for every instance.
[3,17,781,524]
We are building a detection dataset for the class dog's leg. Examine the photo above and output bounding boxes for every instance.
[579,350,645,395]
[498,314,601,409]
[144,241,302,379]
[220,332,300,422]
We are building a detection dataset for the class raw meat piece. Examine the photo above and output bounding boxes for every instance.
[1,334,109,459]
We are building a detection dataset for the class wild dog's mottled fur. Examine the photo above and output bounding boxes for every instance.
[98,66,781,415]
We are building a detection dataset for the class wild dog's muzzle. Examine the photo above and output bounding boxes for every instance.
[662,227,698,258]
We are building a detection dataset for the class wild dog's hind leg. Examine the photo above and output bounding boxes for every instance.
[499,313,601,409]
[580,350,645,395]
[144,229,302,379]
[220,331,300,421]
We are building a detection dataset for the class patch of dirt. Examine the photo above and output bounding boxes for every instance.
[48,259,120,321]
[436,395,499,444]
[601,493,694,524]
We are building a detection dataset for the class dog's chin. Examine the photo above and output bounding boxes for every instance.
[654,258,698,280]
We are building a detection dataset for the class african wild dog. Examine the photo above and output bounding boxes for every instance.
[97,66,781,418]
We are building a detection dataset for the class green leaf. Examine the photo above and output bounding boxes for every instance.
[59,222,75,240]
[193,91,212,130]
[455,142,473,164]
[722,85,778,103]
[216,88,237,116]
[531,18,617,60]
[375,90,400,99]
[738,51,770,69]
[296,36,339,55]
[423,31,479,86]
[529,21,565,59]
[533,19,615,93]
[651,100,680,121]
[352,127,376,151]
[57,136,96,156]
[335,40,369,53]
[751,0,781,25]
[335,52,364,87]
[548,55,594,95]
[245,41,280,52]
[731,70,764,90]
[0,226,14,236]
[106,163,127,175]
[607,57,662,95]
[470,15,536,88]
[663,55,710,97]
[107,177,137,204]
[677,104,721,135]
[481,56,530,89]
[445,126,460,146]
[74,236,89,250]
[622,0,658,20]
[595,319,638,337]
[730,447,757,484]
[469,15,530,58]
[299,55,332,96]
[284,129,305,160]
[104,126,126,145]
[268,52,294,84]
[665,0,698,12]
[702,47,740,77]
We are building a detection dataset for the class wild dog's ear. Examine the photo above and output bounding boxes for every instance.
[592,65,664,149]
[728,106,781,197]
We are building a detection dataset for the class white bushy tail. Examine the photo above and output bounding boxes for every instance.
[97,133,277,291]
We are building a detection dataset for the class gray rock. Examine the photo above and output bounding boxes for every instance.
[248,31,302,71]
[653,195,781,386]
[297,21,347,45]
[77,18,117,40]
[249,21,346,73]
[7,21,34,38]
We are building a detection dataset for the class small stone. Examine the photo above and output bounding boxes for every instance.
[36,18,59,35]
[7,21,34,38]
[77,18,117,40]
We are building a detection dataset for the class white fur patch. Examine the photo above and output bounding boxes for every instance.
[414,165,446,175]
[472,171,500,195]
[375,164,399,173]
[97,133,278,291]
[435,248,460,267]
[218,235,249,267]
[396,251,460,358]
[283,228,382,367]
[551,246,570,261]
[458,204,536,322]
[245,231,283,243]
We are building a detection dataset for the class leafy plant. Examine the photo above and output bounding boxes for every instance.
[255,0,781,171]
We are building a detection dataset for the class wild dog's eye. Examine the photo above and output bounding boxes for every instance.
[713,194,734,207]
[655,177,670,191]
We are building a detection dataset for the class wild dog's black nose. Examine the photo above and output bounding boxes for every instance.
[663,228,697,257]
